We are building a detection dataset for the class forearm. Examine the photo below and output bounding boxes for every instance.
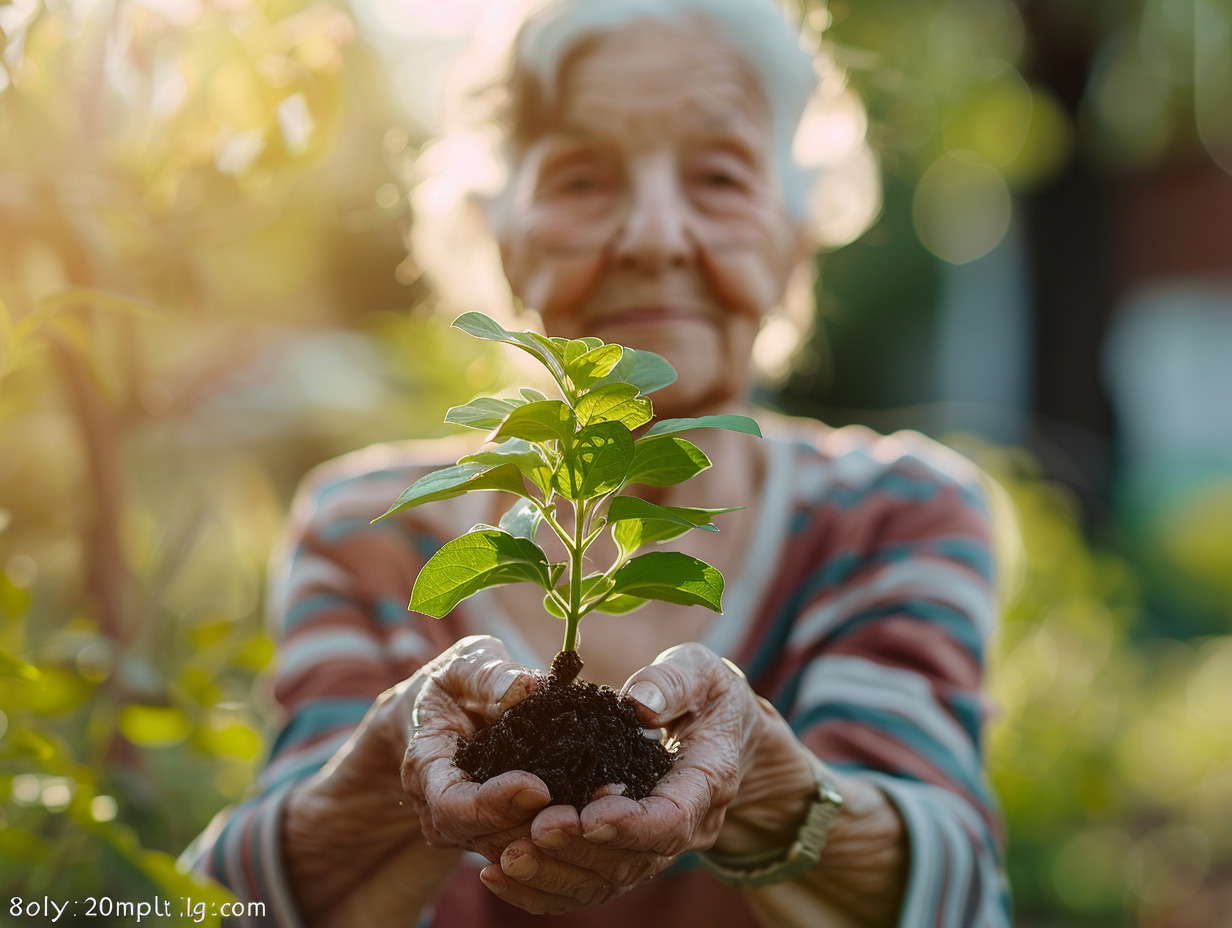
[280,675,462,926]
[283,761,461,926]
[280,642,546,927]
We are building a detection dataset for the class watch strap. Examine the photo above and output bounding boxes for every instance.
[699,750,844,889]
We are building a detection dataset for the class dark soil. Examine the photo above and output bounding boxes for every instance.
[454,650,676,810]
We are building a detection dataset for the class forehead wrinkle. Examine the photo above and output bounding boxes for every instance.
[552,80,771,163]
[551,21,772,131]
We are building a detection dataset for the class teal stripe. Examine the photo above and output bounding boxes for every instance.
[946,691,984,749]
[830,600,984,660]
[771,599,982,717]
[267,698,373,763]
[663,852,703,875]
[747,548,865,679]
[932,536,994,582]
[318,517,376,543]
[315,466,412,503]
[248,803,270,900]
[210,823,230,881]
[376,596,411,626]
[285,592,352,630]
[792,703,991,808]
[827,471,941,508]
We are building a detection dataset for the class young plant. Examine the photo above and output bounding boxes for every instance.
[375,312,761,671]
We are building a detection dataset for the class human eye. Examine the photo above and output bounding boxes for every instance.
[688,148,755,196]
[557,167,607,193]
[699,168,739,188]
[537,148,617,199]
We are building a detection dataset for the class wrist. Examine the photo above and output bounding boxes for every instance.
[281,684,429,915]
[702,745,845,889]
[709,700,817,858]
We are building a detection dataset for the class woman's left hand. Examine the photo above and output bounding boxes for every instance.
[479,643,819,914]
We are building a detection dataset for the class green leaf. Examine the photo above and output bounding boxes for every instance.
[592,592,650,614]
[462,439,553,497]
[554,336,604,363]
[445,396,525,431]
[118,705,192,747]
[613,519,695,554]
[411,530,552,617]
[575,383,654,429]
[526,330,569,362]
[592,347,678,394]
[452,313,570,385]
[374,462,526,521]
[643,414,763,439]
[499,497,543,540]
[0,648,40,683]
[625,435,711,487]
[610,552,724,611]
[554,421,635,499]
[566,343,624,389]
[607,497,736,553]
[4,727,57,761]
[494,400,577,444]
[543,591,566,620]
[520,387,551,403]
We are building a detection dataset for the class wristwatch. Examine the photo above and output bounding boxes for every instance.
[699,750,844,889]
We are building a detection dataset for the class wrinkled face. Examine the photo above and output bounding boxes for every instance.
[497,19,804,414]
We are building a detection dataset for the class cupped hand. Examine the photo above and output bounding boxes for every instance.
[481,643,816,913]
[401,635,552,860]
[284,635,544,924]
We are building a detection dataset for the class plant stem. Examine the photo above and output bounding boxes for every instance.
[532,500,573,550]
[563,499,586,653]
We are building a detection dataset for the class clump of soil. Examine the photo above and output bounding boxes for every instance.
[454,650,675,810]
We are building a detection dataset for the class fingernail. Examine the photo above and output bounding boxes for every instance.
[534,829,569,850]
[479,869,507,894]
[498,671,536,713]
[512,788,547,813]
[627,681,666,714]
[584,823,617,844]
[495,668,523,702]
[503,852,538,880]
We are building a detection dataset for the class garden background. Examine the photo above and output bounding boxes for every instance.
[2,0,1231,924]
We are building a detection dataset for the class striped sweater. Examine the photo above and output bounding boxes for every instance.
[185,421,1011,927]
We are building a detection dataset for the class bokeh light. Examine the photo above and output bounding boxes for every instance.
[912,152,1012,264]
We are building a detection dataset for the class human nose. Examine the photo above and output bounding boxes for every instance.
[614,157,692,272]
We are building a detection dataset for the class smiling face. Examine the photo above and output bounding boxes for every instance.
[496,18,805,416]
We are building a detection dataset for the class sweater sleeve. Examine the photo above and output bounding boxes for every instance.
[181,451,450,926]
[776,434,1010,927]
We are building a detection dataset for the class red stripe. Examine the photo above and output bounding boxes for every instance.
[276,658,400,708]
[804,720,982,808]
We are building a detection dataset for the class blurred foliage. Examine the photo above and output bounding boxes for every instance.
[2,0,1230,925]
[965,439,1232,927]
[816,0,1232,184]
[0,0,504,920]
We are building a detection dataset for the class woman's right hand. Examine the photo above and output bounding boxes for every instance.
[282,635,549,927]
[402,635,552,859]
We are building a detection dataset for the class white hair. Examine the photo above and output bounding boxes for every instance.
[511,0,819,217]
[409,0,881,379]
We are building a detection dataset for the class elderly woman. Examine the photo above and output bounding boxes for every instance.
[188,1,1009,925]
